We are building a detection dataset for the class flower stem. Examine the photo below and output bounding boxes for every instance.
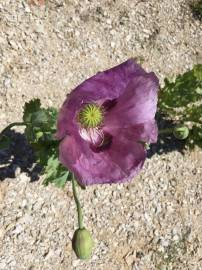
[0,122,26,139]
[72,175,84,229]
[159,127,174,135]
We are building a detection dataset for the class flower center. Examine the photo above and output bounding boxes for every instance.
[78,103,103,128]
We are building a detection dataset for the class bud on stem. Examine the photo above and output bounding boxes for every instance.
[159,125,189,140]
[71,175,94,259]
[173,125,189,140]
[72,228,93,260]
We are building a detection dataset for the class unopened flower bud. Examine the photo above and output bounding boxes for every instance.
[173,125,189,140]
[72,228,93,259]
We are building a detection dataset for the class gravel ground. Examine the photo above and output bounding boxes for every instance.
[0,0,202,269]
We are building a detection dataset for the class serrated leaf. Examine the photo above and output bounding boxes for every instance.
[23,99,41,123]
[159,65,202,109]
[159,65,202,149]
[52,172,69,188]
[187,125,202,149]
[46,107,58,128]
[31,110,49,126]
[21,98,69,188]
[42,155,69,188]
[31,142,58,167]
[185,104,202,124]
[23,99,59,163]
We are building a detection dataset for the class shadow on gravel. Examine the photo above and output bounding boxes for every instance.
[0,130,41,182]
[0,115,186,181]
[147,113,186,158]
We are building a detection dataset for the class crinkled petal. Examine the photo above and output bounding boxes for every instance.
[104,73,159,129]
[104,120,158,144]
[56,59,147,140]
[59,131,146,185]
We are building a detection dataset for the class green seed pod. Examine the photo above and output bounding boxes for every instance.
[72,228,93,260]
[173,125,189,140]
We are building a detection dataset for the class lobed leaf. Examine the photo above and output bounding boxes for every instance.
[23,99,70,188]
[23,99,41,123]
[159,65,202,109]
[159,64,202,149]
[43,155,70,188]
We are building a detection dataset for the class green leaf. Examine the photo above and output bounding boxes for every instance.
[23,100,58,129]
[22,98,68,189]
[159,65,202,109]
[190,0,202,20]
[43,155,70,188]
[194,64,202,80]
[46,107,58,128]
[159,65,202,149]
[31,110,49,126]
[23,100,58,164]
[195,86,202,95]
[23,99,41,123]
[185,104,202,124]
[52,172,69,188]
[0,98,67,189]
[187,125,202,149]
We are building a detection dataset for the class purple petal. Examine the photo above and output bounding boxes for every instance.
[57,59,159,185]
[59,135,125,185]
[104,120,158,144]
[106,132,147,182]
[59,131,146,186]
[56,59,147,140]
[104,73,159,129]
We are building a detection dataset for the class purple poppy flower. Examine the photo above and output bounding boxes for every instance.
[56,59,159,185]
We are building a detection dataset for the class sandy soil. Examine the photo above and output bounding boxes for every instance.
[0,0,202,269]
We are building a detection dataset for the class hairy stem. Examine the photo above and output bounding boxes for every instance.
[72,175,84,229]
